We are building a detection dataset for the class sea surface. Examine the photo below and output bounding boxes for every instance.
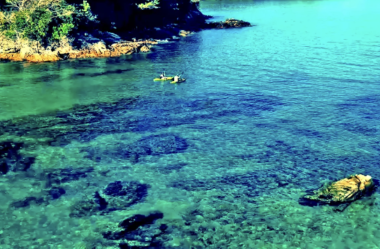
[1,0,380,248]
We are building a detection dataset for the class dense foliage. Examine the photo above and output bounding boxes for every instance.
[0,0,97,45]
[137,0,160,10]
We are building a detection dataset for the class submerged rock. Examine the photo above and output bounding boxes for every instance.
[106,133,189,163]
[70,181,149,217]
[103,212,169,248]
[45,167,94,187]
[299,174,376,209]
[48,187,66,200]
[102,181,149,212]
[10,187,67,209]
[10,197,45,208]
[126,133,188,156]
[0,141,35,174]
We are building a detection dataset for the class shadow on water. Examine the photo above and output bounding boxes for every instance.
[71,68,134,78]
[0,90,284,146]
[337,94,380,121]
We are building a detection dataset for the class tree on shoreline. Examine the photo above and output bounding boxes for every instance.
[0,0,97,48]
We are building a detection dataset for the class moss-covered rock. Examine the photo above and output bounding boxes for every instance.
[299,174,376,210]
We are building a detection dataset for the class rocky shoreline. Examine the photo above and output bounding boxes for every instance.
[0,38,158,63]
[0,19,251,63]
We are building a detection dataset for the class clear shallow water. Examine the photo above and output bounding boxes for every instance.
[1,0,380,248]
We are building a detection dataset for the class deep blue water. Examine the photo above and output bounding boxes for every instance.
[1,0,380,248]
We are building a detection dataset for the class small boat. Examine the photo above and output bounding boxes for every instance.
[153,77,174,81]
[170,78,186,84]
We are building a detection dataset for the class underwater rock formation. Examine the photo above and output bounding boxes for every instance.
[10,196,45,208]
[0,141,35,174]
[7,166,93,209]
[102,212,169,248]
[299,174,375,210]
[123,133,189,157]
[70,181,149,217]
[83,133,189,163]
[10,187,67,209]
[0,97,139,146]
[45,167,95,187]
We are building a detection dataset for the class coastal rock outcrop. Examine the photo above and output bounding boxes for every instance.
[0,0,253,63]
[206,18,252,29]
[101,31,122,45]
[0,38,155,62]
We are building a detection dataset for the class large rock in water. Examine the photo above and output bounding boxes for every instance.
[299,174,375,210]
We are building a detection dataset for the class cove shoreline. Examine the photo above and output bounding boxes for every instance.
[0,18,252,63]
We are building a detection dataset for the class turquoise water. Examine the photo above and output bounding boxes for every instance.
[1,0,380,248]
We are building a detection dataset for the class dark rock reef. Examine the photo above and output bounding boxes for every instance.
[102,211,170,248]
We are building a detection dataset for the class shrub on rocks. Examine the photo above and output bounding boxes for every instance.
[0,0,98,52]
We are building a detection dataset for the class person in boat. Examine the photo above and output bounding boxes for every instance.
[160,70,166,79]
[173,74,179,83]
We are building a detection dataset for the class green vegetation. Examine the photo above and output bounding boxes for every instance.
[137,0,160,10]
[0,0,97,47]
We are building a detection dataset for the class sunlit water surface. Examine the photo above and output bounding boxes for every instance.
[1,0,380,248]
